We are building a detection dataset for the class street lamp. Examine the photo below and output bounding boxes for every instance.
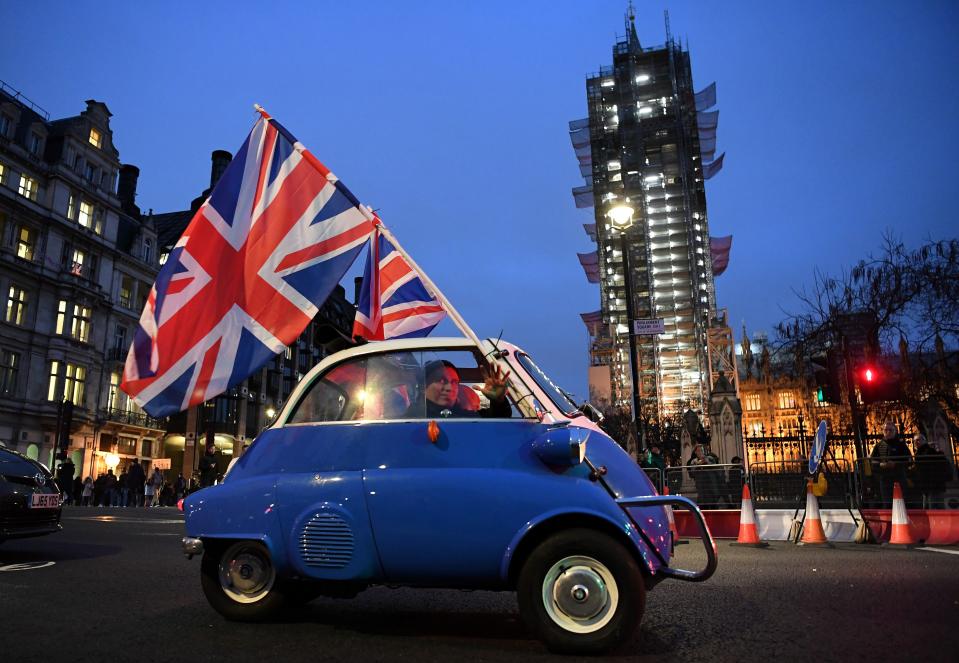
[607,204,642,453]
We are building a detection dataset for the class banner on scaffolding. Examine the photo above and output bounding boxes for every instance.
[695,82,716,111]
[704,153,725,180]
[710,235,733,276]
[572,184,594,209]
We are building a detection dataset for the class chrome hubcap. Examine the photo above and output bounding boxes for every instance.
[542,555,618,633]
[218,542,275,604]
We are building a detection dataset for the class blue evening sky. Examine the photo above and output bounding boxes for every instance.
[2,1,957,398]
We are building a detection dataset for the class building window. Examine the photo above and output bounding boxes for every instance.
[0,114,10,137]
[777,391,797,409]
[113,325,126,355]
[140,440,152,457]
[16,226,34,261]
[55,300,67,335]
[119,275,133,308]
[63,363,86,406]
[118,436,136,455]
[48,360,60,401]
[29,132,42,155]
[5,285,27,325]
[71,304,91,343]
[0,350,19,396]
[89,127,102,148]
[67,194,77,220]
[84,163,96,183]
[744,394,761,411]
[0,162,6,184]
[78,200,93,228]
[18,174,38,200]
[142,237,154,264]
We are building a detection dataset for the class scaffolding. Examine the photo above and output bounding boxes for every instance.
[574,11,724,420]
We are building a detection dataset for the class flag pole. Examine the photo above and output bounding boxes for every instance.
[374,219,487,353]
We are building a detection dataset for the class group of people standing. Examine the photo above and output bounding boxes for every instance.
[869,420,953,508]
[55,459,189,508]
[639,441,745,508]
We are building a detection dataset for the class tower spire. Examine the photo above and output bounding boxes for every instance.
[626,1,641,51]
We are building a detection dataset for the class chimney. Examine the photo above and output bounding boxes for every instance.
[117,164,140,217]
[210,150,232,189]
[354,276,364,305]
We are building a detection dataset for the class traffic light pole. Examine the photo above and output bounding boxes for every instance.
[842,340,869,475]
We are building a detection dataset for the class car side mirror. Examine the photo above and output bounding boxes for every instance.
[532,426,589,466]
[579,402,604,423]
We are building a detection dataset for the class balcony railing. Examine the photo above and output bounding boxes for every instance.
[101,407,165,431]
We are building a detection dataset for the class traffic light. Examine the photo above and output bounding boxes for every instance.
[56,399,74,459]
[857,365,901,404]
[811,352,841,404]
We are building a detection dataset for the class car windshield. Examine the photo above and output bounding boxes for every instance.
[515,352,581,417]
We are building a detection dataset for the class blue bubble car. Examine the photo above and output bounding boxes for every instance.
[182,337,716,654]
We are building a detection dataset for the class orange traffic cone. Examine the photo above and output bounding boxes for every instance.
[886,482,916,547]
[731,484,768,547]
[798,480,831,546]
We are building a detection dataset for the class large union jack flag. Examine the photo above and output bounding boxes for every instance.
[352,225,446,340]
[122,110,374,416]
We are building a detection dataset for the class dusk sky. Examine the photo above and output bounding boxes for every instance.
[3,1,957,399]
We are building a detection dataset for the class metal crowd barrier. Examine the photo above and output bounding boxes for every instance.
[747,459,856,509]
[662,463,744,509]
[855,454,956,509]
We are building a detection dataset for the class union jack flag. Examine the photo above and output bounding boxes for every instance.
[352,225,446,340]
[121,110,374,416]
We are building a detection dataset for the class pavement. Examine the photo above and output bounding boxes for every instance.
[0,506,957,662]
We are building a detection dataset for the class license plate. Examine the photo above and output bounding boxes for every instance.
[30,493,60,509]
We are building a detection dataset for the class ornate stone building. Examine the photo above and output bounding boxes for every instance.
[0,81,163,478]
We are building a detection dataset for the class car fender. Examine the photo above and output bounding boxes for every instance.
[183,475,289,572]
[500,505,656,584]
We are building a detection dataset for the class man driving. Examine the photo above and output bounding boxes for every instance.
[416,359,512,418]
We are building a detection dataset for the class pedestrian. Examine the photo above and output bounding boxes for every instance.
[56,457,75,504]
[727,455,746,504]
[869,420,912,507]
[148,467,164,507]
[117,469,129,507]
[913,434,952,509]
[103,469,118,507]
[93,473,105,506]
[81,476,94,506]
[72,475,83,505]
[687,443,724,508]
[198,444,218,488]
[174,473,186,501]
[640,442,666,492]
[127,458,146,507]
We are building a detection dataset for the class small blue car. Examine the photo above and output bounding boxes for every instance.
[183,338,716,654]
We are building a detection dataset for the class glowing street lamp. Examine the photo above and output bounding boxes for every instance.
[608,204,635,229]
[265,407,276,420]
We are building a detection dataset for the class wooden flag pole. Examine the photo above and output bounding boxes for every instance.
[373,219,487,353]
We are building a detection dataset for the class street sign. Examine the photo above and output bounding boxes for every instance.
[808,420,827,475]
[632,318,665,336]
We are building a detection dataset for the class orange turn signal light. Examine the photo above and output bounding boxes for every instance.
[427,420,440,444]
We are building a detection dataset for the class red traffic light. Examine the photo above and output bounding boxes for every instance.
[862,367,876,382]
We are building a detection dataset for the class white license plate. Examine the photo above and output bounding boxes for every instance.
[30,493,60,509]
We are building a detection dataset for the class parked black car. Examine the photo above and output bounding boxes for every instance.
[0,446,62,543]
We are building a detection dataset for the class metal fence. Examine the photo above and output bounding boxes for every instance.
[645,452,957,510]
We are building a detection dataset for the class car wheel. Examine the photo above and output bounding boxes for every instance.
[200,540,288,621]
[517,528,645,654]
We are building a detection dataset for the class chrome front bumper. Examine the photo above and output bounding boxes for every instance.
[182,536,204,559]
[617,494,718,582]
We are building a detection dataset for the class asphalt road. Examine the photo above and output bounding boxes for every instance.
[1,507,957,663]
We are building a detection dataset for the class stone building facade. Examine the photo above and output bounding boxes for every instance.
[0,82,162,479]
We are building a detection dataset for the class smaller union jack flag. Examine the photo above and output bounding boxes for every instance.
[352,225,446,340]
